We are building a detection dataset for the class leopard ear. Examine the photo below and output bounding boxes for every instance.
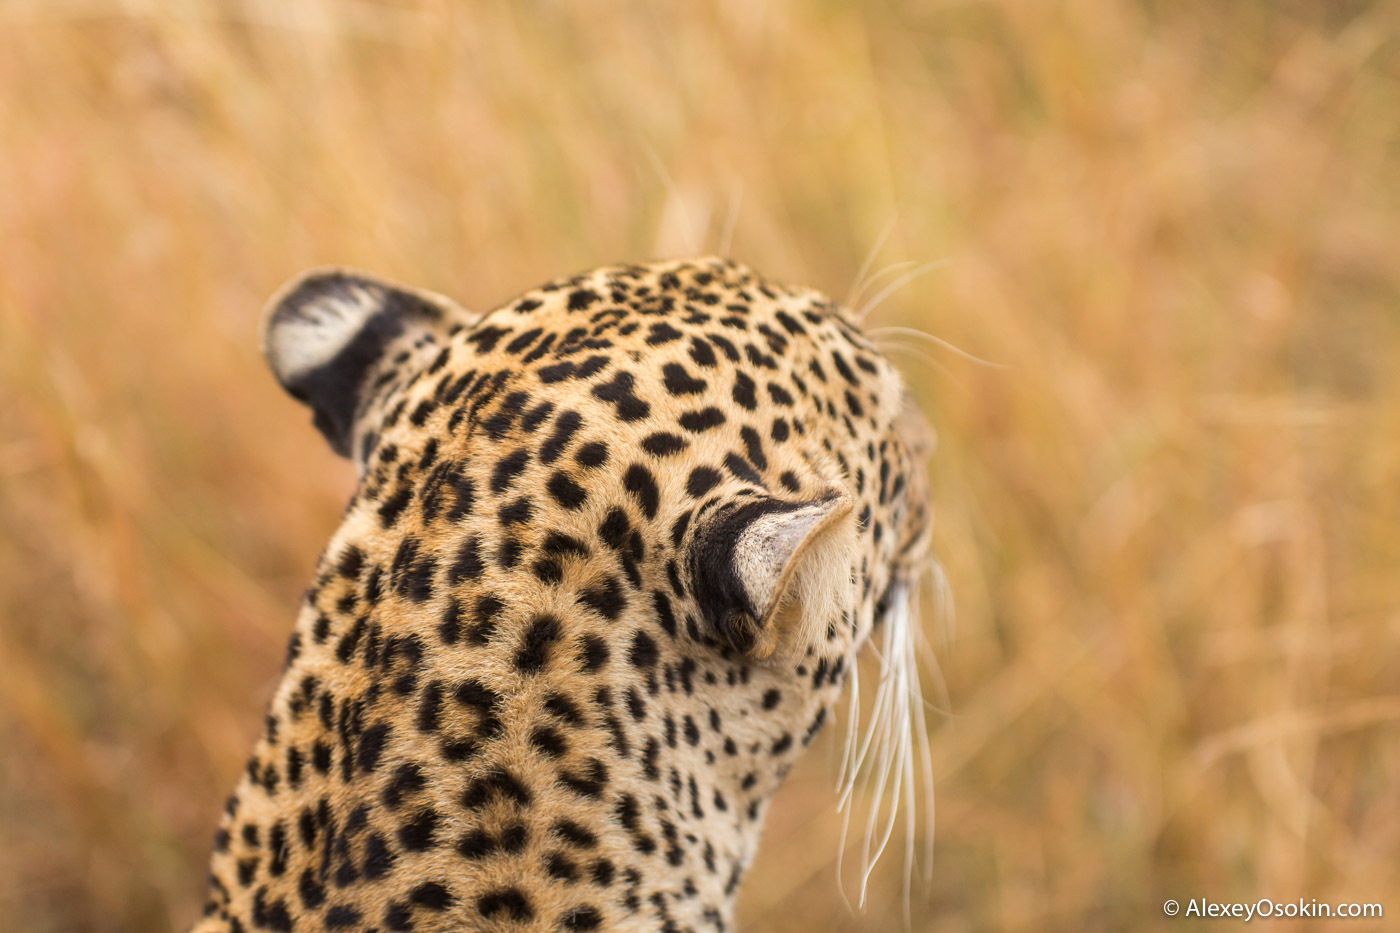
[261,268,469,458]
[687,494,856,660]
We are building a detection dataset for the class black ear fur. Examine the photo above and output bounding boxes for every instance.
[686,494,852,658]
[261,269,463,457]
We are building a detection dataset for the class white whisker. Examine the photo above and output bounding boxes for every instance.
[642,142,699,255]
[866,324,1010,370]
[846,215,899,308]
[850,260,921,310]
[833,571,940,922]
[856,260,950,322]
[718,180,744,258]
[873,340,959,386]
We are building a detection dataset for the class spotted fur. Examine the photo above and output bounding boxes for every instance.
[193,257,933,933]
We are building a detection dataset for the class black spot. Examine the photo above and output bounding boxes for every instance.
[723,452,762,485]
[530,726,568,758]
[448,536,485,584]
[440,737,479,762]
[740,425,768,470]
[497,537,523,569]
[466,325,511,354]
[591,371,650,422]
[541,410,583,463]
[732,372,757,410]
[497,497,533,526]
[414,680,442,739]
[579,577,626,620]
[598,508,631,550]
[646,322,683,345]
[576,355,611,380]
[382,762,426,809]
[298,870,326,909]
[252,889,293,931]
[454,678,502,714]
[356,722,390,773]
[236,857,258,887]
[558,758,608,798]
[762,689,782,710]
[591,859,615,886]
[363,833,395,879]
[641,737,661,779]
[831,350,859,384]
[547,851,579,881]
[543,532,589,558]
[670,511,692,548]
[679,407,726,432]
[399,552,437,603]
[324,904,361,928]
[384,902,413,931]
[686,467,722,498]
[548,471,588,509]
[553,819,598,849]
[575,441,609,468]
[481,394,524,439]
[397,808,439,851]
[545,693,584,725]
[623,465,660,520]
[337,546,365,579]
[689,336,717,368]
[501,822,529,852]
[568,288,600,311]
[629,630,659,669]
[626,687,647,722]
[533,557,563,584]
[775,310,807,335]
[477,887,534,921]
[538,361,576,383]
[521,400,556,432]
[461,770,532,809]
[578,634,610,672]
[516,614,562,673]
[409,400,436,428]
[457,829,496,859]
[641,432,688,456]
[661,362,706,396]
[506,328,544,354]
[491,448,530,494]
[652,591,678,638]
[410,881,454,910]
[710,332,740,361]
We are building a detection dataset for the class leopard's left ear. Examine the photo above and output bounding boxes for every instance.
[261,268,471,458]
[687,494,857,660]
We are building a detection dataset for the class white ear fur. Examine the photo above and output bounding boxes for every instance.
[262,273,393,388]
[260,268,468,457]
[735,496,858,660]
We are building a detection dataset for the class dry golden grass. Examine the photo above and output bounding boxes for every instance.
[2,1,1398,930]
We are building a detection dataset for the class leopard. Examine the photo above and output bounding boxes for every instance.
[191,256,935,933]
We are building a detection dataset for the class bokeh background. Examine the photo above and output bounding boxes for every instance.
[3,1,1399,930]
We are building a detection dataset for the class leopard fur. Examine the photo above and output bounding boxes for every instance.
[192,257,932,933]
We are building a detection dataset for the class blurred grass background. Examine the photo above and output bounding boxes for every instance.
[2,1,1399,930]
